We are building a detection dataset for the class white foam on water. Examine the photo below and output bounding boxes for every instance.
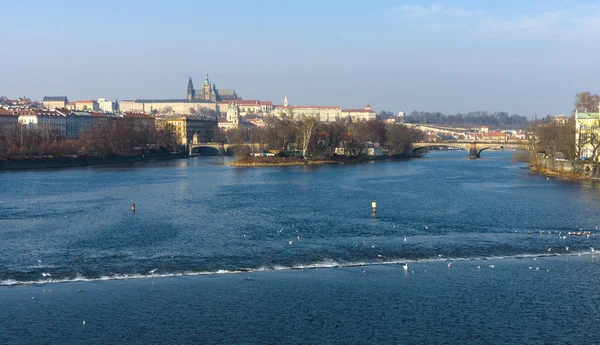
[1,250,595,287]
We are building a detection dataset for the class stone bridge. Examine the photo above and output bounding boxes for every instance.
[189,142,262,156]
[411,141,522,159]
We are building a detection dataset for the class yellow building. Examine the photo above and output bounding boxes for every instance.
[42,96,68,109]
[575,112,600,161]
[157,115,218,145]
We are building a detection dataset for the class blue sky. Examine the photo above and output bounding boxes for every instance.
[3,0,600,116]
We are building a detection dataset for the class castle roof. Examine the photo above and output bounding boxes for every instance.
[134,99,213,104]
[218,89,237,96]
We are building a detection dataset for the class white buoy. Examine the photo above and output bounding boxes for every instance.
[82,321,86,326]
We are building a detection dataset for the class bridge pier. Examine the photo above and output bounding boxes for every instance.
[469,143,480,159]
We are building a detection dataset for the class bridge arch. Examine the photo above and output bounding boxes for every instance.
[190,146,221,155]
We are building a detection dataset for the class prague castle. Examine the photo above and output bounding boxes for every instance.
[120,73,239,114]
[187,73,239,102]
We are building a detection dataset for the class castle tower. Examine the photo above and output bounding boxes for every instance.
[203,73,212,101]
[187,77,194,101]
[284,95,288,107]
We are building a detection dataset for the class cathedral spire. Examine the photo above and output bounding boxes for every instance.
[204,73,210,86]
[187,76,194,101]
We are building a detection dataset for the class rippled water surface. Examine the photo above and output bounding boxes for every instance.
[1,151,599,284]
[2,151,600,344]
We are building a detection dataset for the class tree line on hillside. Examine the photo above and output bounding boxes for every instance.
[0,119,177,159]
[224,116,425,158]
[396,111,529,129]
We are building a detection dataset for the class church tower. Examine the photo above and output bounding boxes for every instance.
[187,77,194,101]
[284,95,288,107]
[226,102,240,127]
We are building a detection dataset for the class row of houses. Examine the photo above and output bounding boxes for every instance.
[0,108,219,145]
[42,97,118,112]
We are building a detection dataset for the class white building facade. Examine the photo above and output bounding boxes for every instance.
[18,110,66,137]
[97,98,117,113]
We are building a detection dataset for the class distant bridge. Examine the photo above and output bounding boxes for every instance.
[189,142,262,156]
[411,141,521,159]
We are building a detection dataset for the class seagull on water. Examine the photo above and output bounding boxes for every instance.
[42,273,51,277]
[447,262,452,268]
[289,240,293,245]
[548,248,552,252]
[403,263,409,271]
[488,265,495,268]
[149,268,157,274]
[566,246,569,251]
[477,266,481,269]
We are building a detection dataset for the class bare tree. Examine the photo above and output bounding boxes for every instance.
[162,106,174,115]
[575,91,600,113]
[299,115,319,158]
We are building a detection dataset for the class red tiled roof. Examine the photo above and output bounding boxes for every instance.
[76,100,96,103]
[276,105,340,109]
[66,102,76,105]
[343,109,374,113]
[0,108,15,116]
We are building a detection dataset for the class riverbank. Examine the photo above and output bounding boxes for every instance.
[229,155,391,167]
[0,152,187,171]
[530,156,600,182]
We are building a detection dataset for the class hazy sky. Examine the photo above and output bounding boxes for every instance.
[3,0,600,116]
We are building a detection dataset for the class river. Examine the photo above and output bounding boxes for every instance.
[2,151,600,344]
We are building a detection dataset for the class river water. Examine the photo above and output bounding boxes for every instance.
[2,151,600,344]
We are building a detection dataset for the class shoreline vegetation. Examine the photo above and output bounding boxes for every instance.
[229,154,398,167]
[521,91,600,182]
